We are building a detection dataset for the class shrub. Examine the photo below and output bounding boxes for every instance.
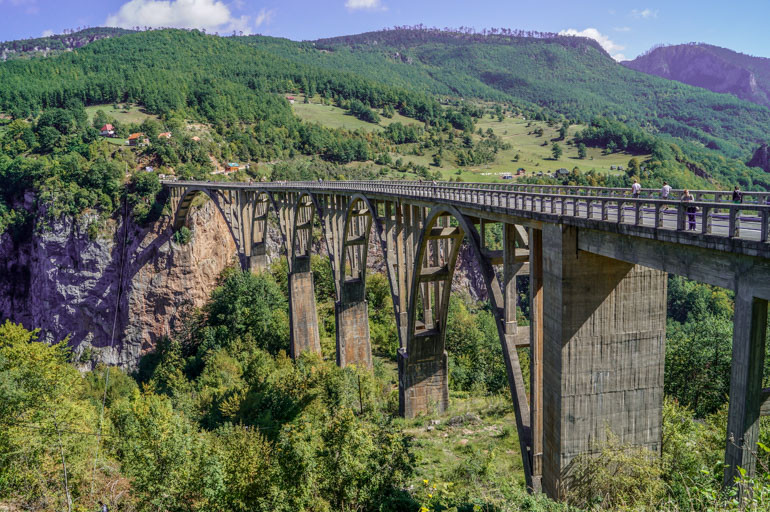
[563,431,665,509]
[173,225,192,245]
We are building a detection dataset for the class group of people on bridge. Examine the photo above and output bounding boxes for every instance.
[632,179,757,231]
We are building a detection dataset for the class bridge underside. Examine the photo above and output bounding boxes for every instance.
[166,181,770,500]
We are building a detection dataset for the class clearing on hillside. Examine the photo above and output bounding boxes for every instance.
[85,104,157,125]
[291,95,420,132]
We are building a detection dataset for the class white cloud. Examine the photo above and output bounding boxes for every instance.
[255,7,274,28]
[106,0,252,33]
[613,26,632,32]
[631,8,658,19]
[558,27,626,61]
[41,29,54,37]
[345,0,385,11]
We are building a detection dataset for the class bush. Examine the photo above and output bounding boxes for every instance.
[173,226,192,245]
[563,431,665,509]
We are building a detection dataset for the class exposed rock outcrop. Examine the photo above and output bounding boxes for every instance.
[0,200,237,368]
[748,144,770,173]
[623,43,770,108]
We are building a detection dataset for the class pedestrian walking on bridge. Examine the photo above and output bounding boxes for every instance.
[631,179,641,198]
[661,181,671,199]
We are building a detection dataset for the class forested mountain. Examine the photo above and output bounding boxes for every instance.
[624,43,770,108]
[238,28,770,159]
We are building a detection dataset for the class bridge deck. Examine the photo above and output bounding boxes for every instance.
[163,180,770,259]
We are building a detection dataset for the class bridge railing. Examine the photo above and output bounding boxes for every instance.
[163,180,770,244]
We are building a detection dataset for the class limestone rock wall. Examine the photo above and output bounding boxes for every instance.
[0,200,237,369]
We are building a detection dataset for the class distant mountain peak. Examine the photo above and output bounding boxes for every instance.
[0,27,135,61]
[623,43,770,107]
[313,26,609,57]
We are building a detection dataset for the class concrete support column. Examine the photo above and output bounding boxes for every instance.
[724,291,768,486]
[335,280,372,368]
[541,224,667,499]
[288,266,321,358]
[398,333,448,418]
[248,243,268,273]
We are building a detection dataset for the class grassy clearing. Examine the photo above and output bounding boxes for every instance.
[85,103,157,125]
[370,356,529,507]
[291,95,420,132]
[474,115,648,175]
[426,116,650,183]
[290,100,649,183]
[403,392,526,492]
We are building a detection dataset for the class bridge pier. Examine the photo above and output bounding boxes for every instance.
[248,243,268,273]
[288,258,321,358]
[336,279,372,368]
[398,335,449,418]
[723,290,768,486]
[540,224,667,499]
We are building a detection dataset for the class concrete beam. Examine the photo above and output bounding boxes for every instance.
[577,228,770,300]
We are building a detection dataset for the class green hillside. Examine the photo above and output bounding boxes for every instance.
[241,28,770,159]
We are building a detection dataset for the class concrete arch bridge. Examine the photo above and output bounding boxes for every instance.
[164,179,770,499]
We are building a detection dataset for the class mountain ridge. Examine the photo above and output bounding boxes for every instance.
[623,43,770,108]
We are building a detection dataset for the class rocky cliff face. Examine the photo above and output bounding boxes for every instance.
[623,44,770,108]
[0,201,238,368]
[748,144,770,173]
[0,198,489,368]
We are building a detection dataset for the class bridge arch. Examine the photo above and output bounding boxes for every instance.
[339,195,376,291]
[249,190,285,273]
[285,190,323,358]
[333,194,378,368]
[171,186,244,265]
[288,190,322,273]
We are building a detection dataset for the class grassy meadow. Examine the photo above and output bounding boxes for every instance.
[292,98,649,183]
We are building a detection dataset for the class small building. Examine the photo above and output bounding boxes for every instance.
[127,132,145,146]
[516,168,526,176]
[99,123,115,137]
[555,168,569,177]
[618,165,624,171]
[501,172,513,180]
[610,165,617,170]
[225,162,240,173]
[144,166,154,173]
[158,132,172,139]
[286,96,295,104]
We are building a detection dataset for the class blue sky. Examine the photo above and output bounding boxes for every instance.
[1,0,768,61]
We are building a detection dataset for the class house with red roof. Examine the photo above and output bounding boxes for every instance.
[127,133,149,147]
[99,123,115,137]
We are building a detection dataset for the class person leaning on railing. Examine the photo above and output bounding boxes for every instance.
[733,186,743,204]
[682,189,696,231]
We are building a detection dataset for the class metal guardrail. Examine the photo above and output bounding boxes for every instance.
[163,180,770,245]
